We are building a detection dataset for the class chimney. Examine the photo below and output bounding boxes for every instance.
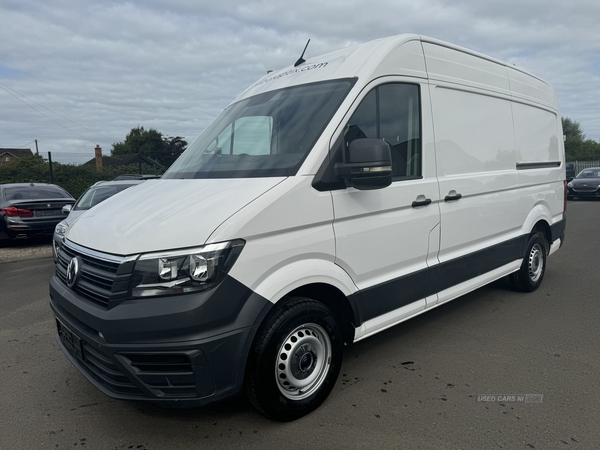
[95,145,102,170]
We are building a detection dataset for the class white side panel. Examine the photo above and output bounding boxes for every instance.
[423,42,511,96]
[514,103,565,235]
[513,102,560,163]
[431,85,521,263]
[434,87,516,176]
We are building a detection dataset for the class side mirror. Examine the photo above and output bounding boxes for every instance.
[334,138,392,190]
[62,204,72,214]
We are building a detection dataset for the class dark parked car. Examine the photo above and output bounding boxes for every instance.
[0,183,75,242]
[565,163,575,182]
[53,180,143,259]
[567,167,600,200]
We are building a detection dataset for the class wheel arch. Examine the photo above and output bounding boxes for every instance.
[531,219,552,254]
[281,283,359,344]
[521,204,553,253]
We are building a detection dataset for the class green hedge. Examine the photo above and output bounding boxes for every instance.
[0,155,162,199]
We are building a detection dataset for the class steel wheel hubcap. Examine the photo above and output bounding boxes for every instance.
[528,243,544,283]
[276,324,332,400]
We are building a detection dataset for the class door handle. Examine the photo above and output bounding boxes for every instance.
[444,192,462,202]
[412,198,432,208]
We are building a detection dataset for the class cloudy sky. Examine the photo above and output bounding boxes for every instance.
[1,0,599,160]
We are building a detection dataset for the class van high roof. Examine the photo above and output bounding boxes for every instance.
[236,34,556,110]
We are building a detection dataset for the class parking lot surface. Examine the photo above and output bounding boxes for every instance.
[1,201,599,449]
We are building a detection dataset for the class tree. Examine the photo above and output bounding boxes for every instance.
[162,135,188,167]
[562,117,584,161]
[562,117,585,142]
[111,126,187,168]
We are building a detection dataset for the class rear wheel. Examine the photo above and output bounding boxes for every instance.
[509,233,547,292]
[245,297,343,421]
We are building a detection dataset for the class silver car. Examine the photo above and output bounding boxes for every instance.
[53,180,144,260]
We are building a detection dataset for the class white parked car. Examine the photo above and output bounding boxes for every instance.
[50,34,567,421]
[53,180,144,260]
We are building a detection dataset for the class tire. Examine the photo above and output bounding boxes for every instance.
[245,297,343,421]
[509,233,547,292]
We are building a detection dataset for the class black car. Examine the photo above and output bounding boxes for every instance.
[567,167,600,200]
[0,183,75,242]
[565,163,575,182]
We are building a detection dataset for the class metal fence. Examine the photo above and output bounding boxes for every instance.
[38,151,95,166]
[568,161,600,176]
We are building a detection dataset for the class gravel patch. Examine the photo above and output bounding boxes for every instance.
[0,238,54,263]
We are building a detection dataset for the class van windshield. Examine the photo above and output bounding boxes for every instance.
[163,79,355,179]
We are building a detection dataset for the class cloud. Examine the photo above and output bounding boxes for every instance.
[1,0,599,156]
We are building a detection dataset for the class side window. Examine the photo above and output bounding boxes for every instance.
[344,83,421,180]
[344,90,377,147]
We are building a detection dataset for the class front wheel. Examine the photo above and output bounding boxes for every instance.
[509,233,547,292]
[245,297,343,421]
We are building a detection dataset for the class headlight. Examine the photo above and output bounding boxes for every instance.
[567,182,573,188]
[55,221,68,236]
[130,239,245,298]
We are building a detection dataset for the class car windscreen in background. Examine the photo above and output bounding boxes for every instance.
[4,186,71,201]
[163,78,356,179]
[74,184,138,210]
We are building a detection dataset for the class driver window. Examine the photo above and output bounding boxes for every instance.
[344,83,421,180]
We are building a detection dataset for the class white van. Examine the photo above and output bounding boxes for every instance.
[50,34,566,421]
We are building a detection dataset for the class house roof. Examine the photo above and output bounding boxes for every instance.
[84,153,163,168]
[0,148,34,158]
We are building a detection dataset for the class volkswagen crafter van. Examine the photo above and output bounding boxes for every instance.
[50,34,567,421]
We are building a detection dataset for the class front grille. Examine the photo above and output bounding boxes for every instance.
[573,186,598,192]
[117,353,197,398]
[56,241,135,309]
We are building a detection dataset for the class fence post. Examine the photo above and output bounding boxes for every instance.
[138,153,142,175]
[48,151,54,184]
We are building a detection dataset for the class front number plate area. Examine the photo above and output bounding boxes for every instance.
[56,319,85,360]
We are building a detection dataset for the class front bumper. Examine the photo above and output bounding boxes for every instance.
[568,187,600,198]
[50,274,272,407]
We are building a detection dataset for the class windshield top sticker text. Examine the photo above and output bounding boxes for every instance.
[255,62,329,86]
